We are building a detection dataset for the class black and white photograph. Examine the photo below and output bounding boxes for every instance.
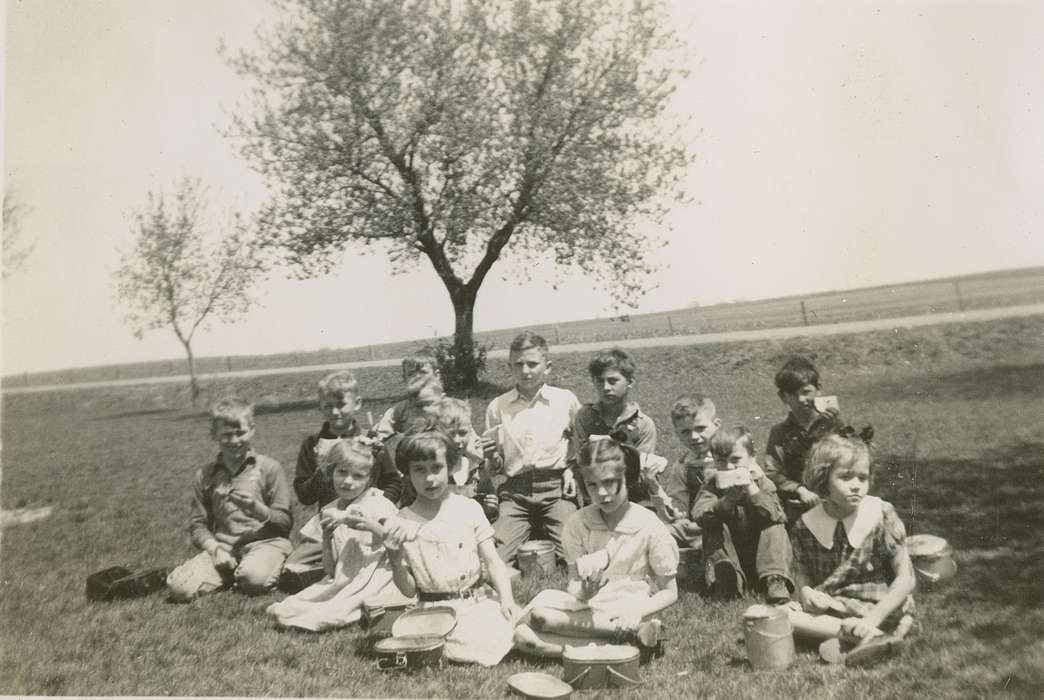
[3,0,1043,697]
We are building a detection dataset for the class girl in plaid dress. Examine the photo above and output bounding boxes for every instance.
[787,432,916,666]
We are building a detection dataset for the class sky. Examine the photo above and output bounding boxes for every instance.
[4,0,1043,375]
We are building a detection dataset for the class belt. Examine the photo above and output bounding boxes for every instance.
[417,584,483,602]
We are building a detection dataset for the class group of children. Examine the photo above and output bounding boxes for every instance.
[166,332,917,668]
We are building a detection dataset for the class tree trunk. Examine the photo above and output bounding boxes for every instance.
[451,290,478,391]
[180,337,201,407]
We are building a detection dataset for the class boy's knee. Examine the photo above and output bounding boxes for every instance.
[235,562,280,595]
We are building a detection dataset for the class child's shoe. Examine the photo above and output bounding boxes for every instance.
[635,619,665,662]
[711,561,741,599]
[762,575,790,605]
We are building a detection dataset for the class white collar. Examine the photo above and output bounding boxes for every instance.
[801,496,883,549]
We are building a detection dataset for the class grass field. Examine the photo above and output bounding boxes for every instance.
[2,315,1043,698]
[7,265,1044,389]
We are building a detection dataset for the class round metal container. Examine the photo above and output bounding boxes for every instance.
[561,643,640,689]
[907,534,957,584]
[517,540,556,578]
[372,636,444,671]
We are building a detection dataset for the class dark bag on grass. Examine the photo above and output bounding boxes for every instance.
[86,566,167,601]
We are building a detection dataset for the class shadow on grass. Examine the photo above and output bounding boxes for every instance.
[858,363,1044,403]
[875,440,1043,609]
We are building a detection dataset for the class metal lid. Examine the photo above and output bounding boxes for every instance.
[373,636,444,653]
[518,539,555,554]
[907,534,950,558]
[562,642,639,662]
[507,671,574,699]
[391,605,457,639]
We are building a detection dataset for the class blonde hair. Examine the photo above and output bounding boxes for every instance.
[671,394,716,422]
[317,370,358,400]
[322,438,376,479]
[434,397,472,432]
[803,434,871,496]
[210,397,254,430]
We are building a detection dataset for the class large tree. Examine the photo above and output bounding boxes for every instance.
[233,0,690,387]
[116,178,264,405]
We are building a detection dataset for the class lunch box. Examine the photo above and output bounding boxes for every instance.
[562,643,640,689]
[86,566,167,602]
[907,534,957,585]
[517,540,556,578]
[372,605,457,671]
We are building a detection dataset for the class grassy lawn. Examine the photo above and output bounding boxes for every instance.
[2,315,1042,698]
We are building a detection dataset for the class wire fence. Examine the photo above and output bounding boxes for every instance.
[7,267,1044,389]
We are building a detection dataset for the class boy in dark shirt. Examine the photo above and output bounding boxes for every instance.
[763,357,843,524]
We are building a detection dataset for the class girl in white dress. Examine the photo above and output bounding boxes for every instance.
[514,437,679,658]
[266,439,408,631]
[382,426,519,666]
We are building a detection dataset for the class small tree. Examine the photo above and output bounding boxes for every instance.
[3,189,35,278]
[116,178,264,405]
[232,0,690,388]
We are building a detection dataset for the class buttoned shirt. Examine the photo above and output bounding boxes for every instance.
[571,400,657,459]
[189,450,292,551]
[485,383,581,477]
[763,412,844,495]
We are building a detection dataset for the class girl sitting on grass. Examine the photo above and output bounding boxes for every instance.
[786,430,917,667]
[514,436,679,658]
[381,424,519,666]
[266,439,409,631]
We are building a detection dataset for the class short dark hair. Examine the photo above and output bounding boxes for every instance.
[587,347,637,381]
[774,356,821,394]
[394,423,461,475]
[670,394,715,421]
[402,351,440,379]
[509,330,549,357]
[709,426,756,462]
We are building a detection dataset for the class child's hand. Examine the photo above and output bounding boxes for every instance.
[343,507,380,533]
[561,469,577,499]
[839,617,882,643]
[500,599,521,625]
[319,507,350,532]
[678,518,701,536]
[382,519,418,551]
[576,574,606,602]
[480,493,500,513]
[802,586,846,615]
[209,543,237,573]
[797,486,821,506]
[229,490,267,520]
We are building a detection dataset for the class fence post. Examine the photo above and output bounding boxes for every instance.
[667,315,675,334]
[368,345,375,361]
[953,280,965,311]
[554,325,561,344]
[800,300,809,326]
[226,356,233,372]
[23,372,29,387]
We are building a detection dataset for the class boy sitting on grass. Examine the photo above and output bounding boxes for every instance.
[281,370,401,592]
[572,347,657,454]
[482,331,581,564]
[652,395,719,550]
[763,356,843,524]
[374,351,446,439]
[166,398,292,602]
[691,426,793,604]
